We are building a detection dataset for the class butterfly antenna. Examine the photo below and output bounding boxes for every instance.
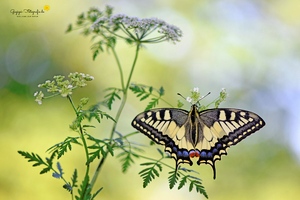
[194,92,211,105]
[177,93,185,100]
[178,92,211,107]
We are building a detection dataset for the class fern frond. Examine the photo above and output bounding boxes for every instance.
[18,151,52,174]
[82,104,116,123]
[86,135,114,164]
[71,168,78,188]
[139,162,162,188]
[117,150,139,173]
[76,175,91,200]
[46,137,81,159]
[178,174,188,189]
[168,170,180,189]
[129,83,165,110]
[103,87,122,110]
[177,174,208,199]
[145,97,159,111]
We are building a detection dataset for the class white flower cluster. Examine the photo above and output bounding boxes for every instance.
[92,11,182,43]
[34,72,94,105]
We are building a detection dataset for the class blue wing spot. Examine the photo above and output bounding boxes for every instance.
[200,151,207,158]
[182,150,189,158]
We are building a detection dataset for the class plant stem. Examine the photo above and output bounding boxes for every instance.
[89,43,141,189]
[111,46,125,91]
[124,43,140,91]
[67,95,90,196]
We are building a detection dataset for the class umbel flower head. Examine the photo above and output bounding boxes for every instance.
[87,5,182,44]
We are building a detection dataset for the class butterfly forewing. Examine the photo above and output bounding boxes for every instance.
[132,105,265,179]
[132,108,189,144]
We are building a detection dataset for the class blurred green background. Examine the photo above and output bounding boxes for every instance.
[1,0,300,199]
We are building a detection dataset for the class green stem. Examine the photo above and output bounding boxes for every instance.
[89,43,141,189]
[111,46,125,91]
[67,95,90,196]
[125,43,140,91]
[109,42,140,143]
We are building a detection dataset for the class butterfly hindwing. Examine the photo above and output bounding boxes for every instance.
[132,105,265,179]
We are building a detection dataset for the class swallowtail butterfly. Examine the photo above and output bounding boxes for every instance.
[132,104,265,179]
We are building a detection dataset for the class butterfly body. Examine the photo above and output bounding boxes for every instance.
[132,105,265,179]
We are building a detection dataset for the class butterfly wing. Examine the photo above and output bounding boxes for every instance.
[131,108,194,165]
[195,108,265,178]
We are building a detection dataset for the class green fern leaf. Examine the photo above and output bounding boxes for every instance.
[117,151,136,173]
[145,97,159,111]
[18,151,52,175]
[139,162,162,188]
[104,87,122,110]
[178,174,188,190]
[71,169,78,188]
[188,177,208,198]
[77,175,91,200]
[46,137,81,159]
[87,136,114,164]
[91,187,103,199]
[158,86,164,96]
[168,170,180,189]
[83,104,116,123]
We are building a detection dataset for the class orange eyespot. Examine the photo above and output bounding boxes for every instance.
[189,150,200,158]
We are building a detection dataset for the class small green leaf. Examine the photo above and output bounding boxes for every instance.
[159,86,164,96]
[46,137,81,159]
[178,175,188,190]
[140,94,150,101]
[83,103,116,123]
[156,148,164,157]
[92,187,103,199]
[103,87,122,110]
[129,84,165,110]
[177,100,184,108]
[40,167,51,174]
[145,98,159,111]
[77,175,91,199]
[168,170,180,189]
[66,24,72,33]
[71,168,78,188]
[139,161,162,188]
[18,151,52,174]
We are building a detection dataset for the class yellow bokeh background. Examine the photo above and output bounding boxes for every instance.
[1,0,300,199]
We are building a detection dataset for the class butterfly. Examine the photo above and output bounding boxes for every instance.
[131,104,265,179]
